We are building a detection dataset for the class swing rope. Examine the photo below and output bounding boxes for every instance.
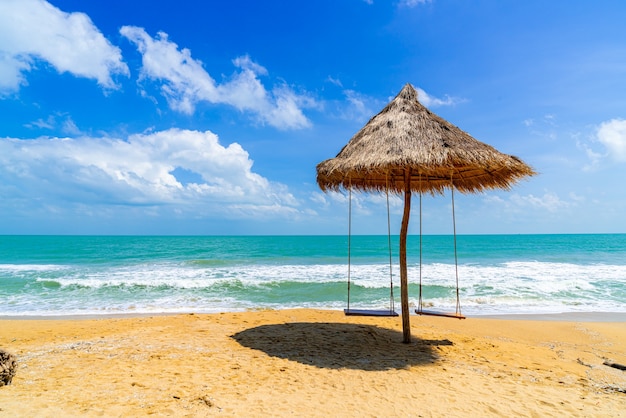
[418,174,423,312]
[451,173,462,317]
[450,173,463,316]
[386,173,395,313]
[416,172,465,319]
[344,174,397,317]
[347,185,352,312]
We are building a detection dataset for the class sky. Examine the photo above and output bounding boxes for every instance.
[1,0,625,235]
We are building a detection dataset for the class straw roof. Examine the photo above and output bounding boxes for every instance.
[316,83,536,195]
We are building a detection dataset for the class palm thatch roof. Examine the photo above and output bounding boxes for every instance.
[316,83,536,195]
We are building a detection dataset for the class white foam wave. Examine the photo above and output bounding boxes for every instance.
[31,260,626,291]
[38,263,356,289]
[3,260,624,317]
[0,263,68,272]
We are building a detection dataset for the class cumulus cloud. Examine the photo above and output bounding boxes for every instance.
[596,118,626,162]
[120,26,315,130]
[0,0,129,95]
[0,129,300,218]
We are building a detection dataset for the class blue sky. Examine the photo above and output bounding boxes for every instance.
[1,0,625,235]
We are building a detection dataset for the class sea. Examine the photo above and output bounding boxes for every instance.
[1,234,625,318]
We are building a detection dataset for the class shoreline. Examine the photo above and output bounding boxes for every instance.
[474,311,626,322]
[2,309,626,322]
[1,309,625,416]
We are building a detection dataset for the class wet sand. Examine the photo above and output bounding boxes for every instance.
[1,309,625,417]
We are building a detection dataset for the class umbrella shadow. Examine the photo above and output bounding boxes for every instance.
[231,322,452,371]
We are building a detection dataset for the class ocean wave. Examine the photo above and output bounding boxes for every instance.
[1,260,624,317]
[0,263,69,272]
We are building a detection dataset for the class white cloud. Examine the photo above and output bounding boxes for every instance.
[25,116,56,130]
[119,27,217,113]
[522,113,559,142]
[313,189,404,220]
[310,192,329,207]
[0,54,31,94]
[399,0,432,8]
[61,117,81,136]
[415,87,464,107]
[0,129,301,219]
[327,191,350,205]
[120,26,315,130]
[511,192,570,213]
[326,76,343,87]
[0,0,129,95]
[341,89,378,121]
[576,139,603,171]
[597,118,626,162]
[24,113,82,135]
[568,192,585,203]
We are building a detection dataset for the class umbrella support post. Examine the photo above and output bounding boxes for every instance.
[400,169,412,343]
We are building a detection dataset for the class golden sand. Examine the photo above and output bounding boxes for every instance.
[1,309,625,417]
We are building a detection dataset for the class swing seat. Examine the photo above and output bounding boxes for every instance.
[345,309,399,317]
[415,309,466,319]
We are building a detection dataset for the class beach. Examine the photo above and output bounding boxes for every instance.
[1,310,625,417]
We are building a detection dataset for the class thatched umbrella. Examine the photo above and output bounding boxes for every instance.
[317,83,535,343]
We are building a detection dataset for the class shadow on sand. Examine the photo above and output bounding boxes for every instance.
[231,322,452,371]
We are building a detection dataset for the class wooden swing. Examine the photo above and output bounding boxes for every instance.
[344,178,398,317]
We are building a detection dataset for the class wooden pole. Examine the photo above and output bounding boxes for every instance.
[399,168,412,343]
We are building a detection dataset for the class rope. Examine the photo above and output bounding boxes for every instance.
[386,173,395,313]
[416,173,463,317]
[451,173,462,316]
[418,174,423,312]
[347,185,352,312]
[345,175,396,314]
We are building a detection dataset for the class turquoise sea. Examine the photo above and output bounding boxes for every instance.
[1,234,625,317]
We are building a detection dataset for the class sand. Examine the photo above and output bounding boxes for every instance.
[0,309,625,417]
